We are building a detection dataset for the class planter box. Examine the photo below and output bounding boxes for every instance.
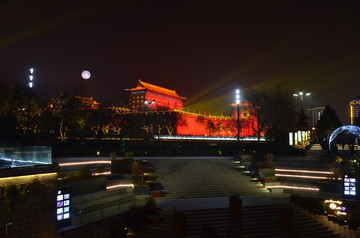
[133,185,149,195]
[250,167,275,180]
[150,191,162,198]
[111,160,132,174]
[146,175,155,181]
[143,167,154,173]
[241,155,254,162]
[147,215,162,225]
[319,181,342,193]
[58,176,107,196]
[241,155,254,167]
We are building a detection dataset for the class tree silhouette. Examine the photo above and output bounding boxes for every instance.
[354,117,360,127]
[315,104,342,141]
[246,87,297,144]
[295,108,310,131]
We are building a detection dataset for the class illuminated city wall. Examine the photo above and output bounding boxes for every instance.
[175,111,258,137]
[108,80,261,138]
[107,110,259,138]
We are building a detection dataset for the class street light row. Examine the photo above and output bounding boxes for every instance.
[28,68,34,88]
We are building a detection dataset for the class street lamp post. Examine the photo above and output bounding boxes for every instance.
[27,68,34,142]
[144,99,156,139]
[293,90,311,110]
[293,90,311,143]
[235,89,241,153]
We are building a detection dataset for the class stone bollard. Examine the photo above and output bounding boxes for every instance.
[229,195,242,218]
[173,211,187,238]
[202,224,218,238]
[228,195,242,237]
[278,208,294,231]
[266,152,274,167]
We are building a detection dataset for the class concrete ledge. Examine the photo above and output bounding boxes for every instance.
[0,163,59,178]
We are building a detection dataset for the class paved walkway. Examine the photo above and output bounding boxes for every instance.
[148,158,268,199]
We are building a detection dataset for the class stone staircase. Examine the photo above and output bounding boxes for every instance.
[133,204,344,238]
[71,187,137,225]
[148,158,268,199]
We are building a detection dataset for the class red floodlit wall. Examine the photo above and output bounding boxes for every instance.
[175,112,258,137]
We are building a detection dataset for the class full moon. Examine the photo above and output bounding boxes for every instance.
[81,70,91,80]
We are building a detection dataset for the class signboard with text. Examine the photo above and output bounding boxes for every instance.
[57,186,71,228]
[343,175,358,199]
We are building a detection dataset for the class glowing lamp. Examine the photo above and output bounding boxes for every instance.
[235,89,240,105]
[329,203,337,210]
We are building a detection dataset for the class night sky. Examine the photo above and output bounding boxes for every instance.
[1,1,360,123]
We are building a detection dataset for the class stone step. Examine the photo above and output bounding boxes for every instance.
[134,205,342,238]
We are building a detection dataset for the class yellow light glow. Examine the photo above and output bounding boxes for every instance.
[275,174,328,179]
[325,199,342,204]
[93,171,111,176]
[0,172,57,185]
[337,211,347,216]
[329,203,337,209]
[106,184,134,189]
[275,169,333,174]
[265,185,319,191]
[59,160,111,166]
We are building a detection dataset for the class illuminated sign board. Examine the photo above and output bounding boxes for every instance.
[289,132,293,146]
[343,175,357,196]
[57,186,71,228]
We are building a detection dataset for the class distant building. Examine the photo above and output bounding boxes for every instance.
[307,106,325,127]
[108,110,256,138]
[126,80,186,111]
[47,94,101,112]
[103,106,130,113]
[74,96,101,110]
[350,100,360,125]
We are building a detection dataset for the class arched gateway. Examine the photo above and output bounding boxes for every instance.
[328,125,360,149]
